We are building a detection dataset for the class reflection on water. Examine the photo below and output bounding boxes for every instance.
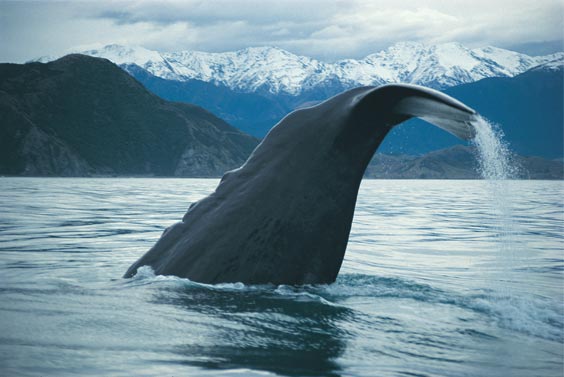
[0,178,562,377]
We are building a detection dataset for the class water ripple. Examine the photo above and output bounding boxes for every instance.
[0,178,562,377]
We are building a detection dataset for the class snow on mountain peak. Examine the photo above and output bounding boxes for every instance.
[531,55,564,71]
[82,44,165,66]
[35,42,562,95]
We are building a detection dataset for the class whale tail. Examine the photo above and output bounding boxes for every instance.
[353,83,477,140]
[123,83,480,285]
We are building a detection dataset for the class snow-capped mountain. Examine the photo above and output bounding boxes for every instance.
[529,56,564,72]
[37,42,563,96]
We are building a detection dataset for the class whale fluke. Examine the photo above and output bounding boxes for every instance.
[386,84,476,140]
[124,84,477,285]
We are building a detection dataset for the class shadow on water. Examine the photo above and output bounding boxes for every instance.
[154,284,354,377]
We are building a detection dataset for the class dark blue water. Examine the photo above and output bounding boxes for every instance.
[0,178,562,376]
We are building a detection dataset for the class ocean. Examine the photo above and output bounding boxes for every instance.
[0,178,562,376]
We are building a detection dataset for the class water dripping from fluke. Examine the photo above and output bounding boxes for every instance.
[471,115,520,180]
[469,115,521,297]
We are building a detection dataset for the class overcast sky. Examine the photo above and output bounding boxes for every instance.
[1,0,563,63]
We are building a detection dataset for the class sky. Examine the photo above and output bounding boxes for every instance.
[1,0,563,63]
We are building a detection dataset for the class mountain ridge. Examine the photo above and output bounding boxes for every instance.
[0,54,258,177]
[1,54,561,179]
[365,145,563,180]
[36,42,563,95]
[118,53,564,157]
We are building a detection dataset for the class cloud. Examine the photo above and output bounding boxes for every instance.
[0,0,562,63]
[92,0,335,26]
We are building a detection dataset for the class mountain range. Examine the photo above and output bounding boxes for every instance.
[36,43,564,160]
[37,42,563,95]
[2,54,562,179]
[6,41,562,179]
[0,55,257,177]
[365,145,563,179]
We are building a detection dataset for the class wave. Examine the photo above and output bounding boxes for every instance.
[124,267,563,342]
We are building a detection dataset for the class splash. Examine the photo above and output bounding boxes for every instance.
[470,116,521,297]
[471,116,519,180]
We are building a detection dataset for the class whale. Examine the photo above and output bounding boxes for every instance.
[124,84,477,284]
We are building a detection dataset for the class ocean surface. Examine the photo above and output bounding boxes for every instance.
[0,178,562,377]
